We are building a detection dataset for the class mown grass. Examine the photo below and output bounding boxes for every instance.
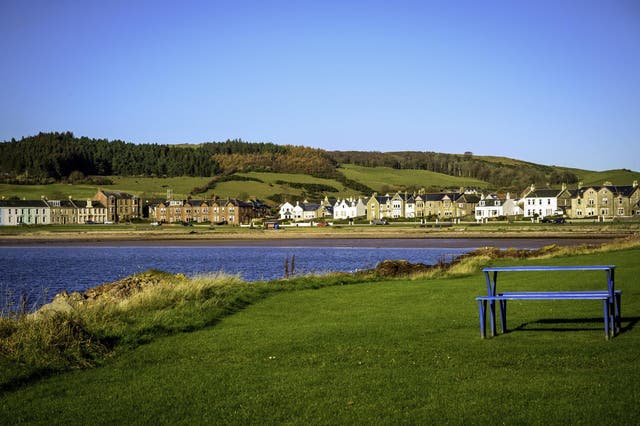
[1,239,640,423]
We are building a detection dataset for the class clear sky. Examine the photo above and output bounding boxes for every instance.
[1,0,638,171]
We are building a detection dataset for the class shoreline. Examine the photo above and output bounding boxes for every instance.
[1,224,635,247]
[0,235,620,249]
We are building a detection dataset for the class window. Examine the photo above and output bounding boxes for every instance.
[618,208,624,215]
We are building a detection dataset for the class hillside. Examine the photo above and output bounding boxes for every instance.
[1,132,638,203]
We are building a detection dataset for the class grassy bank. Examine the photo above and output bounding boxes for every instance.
[1,238,640,423]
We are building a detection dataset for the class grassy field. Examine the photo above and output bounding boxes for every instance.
[0,176,211,201]
[2,164,637,203]
[1,244,639,424]
[555,168,640,187]
[339,164,490,192]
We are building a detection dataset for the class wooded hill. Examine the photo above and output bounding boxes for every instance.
[1,132,636,195]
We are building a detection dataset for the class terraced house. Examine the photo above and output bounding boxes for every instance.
[152,197,269,224]
[570,181,639,219]
[0,197,108,225]
[0,200,49,225]
[366,193,393,220]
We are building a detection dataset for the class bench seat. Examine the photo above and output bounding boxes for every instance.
[476,290,621,339]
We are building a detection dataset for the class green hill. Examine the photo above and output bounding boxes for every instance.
[1,132,638,203]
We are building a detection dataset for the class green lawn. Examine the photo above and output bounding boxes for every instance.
[2,247,639,424]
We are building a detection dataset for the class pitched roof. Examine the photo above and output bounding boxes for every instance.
[526,189,562,198]
[0,199,48,208]
[72,200,106,209]
[99,190,137,199]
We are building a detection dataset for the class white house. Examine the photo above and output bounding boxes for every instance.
[333,197,367,220]
[0,200,50,226]
[279,201,295,220]
[475,194,522,221]
[292,201,304,221]
[522,185,568,218]
[405,195,416,218]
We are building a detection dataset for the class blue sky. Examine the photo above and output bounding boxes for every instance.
[1,0,638,171]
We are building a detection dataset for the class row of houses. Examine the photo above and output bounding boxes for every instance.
[278,181,640,222]
[2,181,639,226]
[148,197,270,225]
[0,190,142,226]
[278,192,487,222]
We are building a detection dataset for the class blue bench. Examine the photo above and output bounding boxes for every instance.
[476,266,621,340]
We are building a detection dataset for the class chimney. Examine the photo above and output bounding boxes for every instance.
[86,199,92,208]
[633,180,638,188]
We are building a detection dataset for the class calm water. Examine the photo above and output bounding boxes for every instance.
[1,245,475,310]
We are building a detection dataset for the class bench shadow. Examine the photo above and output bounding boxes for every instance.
[510,316,640,335]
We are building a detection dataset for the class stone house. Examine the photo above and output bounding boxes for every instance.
[94,190,141,223]
[366,194,392,220]
[74,199,107,224]
[46,199,77,225]
[569,181,640,219]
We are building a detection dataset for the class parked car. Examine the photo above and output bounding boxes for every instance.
[372,219,389,225]
[150,221,161,226]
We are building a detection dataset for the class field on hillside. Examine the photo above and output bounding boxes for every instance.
[339,164,490,192]
[2,163,637,204]
[557,168,640,186]
[2,246,639,424]
[0,177,212,201]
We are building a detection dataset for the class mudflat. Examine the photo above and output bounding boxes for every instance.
[0,222,633,247]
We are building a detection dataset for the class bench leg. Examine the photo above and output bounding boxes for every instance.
[477,300,487,338]
[603,300,610,340]
[489,300,497,337]
[499,300,507,333]
[614,293,621,334]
